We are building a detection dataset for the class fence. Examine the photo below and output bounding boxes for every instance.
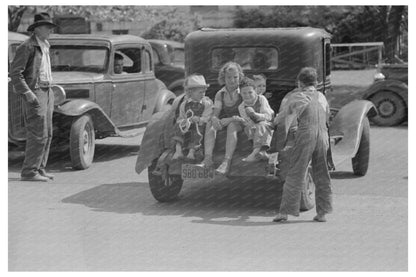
[331,42,384,70]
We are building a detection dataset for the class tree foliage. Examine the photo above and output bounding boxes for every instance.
[141,8,201,42]
[233,6,408,62]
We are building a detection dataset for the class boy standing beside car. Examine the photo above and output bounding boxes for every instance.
[10,13,57,182]
[272,67,332,223]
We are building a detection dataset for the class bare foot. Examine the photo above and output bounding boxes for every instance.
[172,151,183,160]
[242,153,260,162]
[186,150,196,160]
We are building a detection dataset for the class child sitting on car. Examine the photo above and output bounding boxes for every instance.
[172,74,213,160]
[253,74,272,99]
[236,77,274,162]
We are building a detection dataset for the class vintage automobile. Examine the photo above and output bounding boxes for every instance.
[8,34,176,170]
[363,63,408,126]
[135,28,377,208]
[148,39,185,95]
[8,32,29,146]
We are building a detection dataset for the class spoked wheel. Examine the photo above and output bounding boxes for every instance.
[70,114,95,170]
[370,91,406,126]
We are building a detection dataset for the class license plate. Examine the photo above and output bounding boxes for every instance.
[182,164,215,179]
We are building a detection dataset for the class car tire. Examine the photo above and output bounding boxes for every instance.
[300,167,315,211]
[70,114,95,170]
[369,91,406,126]
[352,117,370,176]
[148,159,183,202]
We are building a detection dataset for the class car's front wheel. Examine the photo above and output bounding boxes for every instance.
[148,159,183,202]
[370,90,406,126]
[70,114,95,170]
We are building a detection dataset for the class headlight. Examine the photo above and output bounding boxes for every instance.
[374,72,385,81]
[51,85,66,106]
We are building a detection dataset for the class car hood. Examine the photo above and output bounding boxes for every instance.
[52,72,105,84]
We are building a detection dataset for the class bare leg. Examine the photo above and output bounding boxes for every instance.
[200,121,216,167]
[172,143,184,160]
[224,122,240,160]
[186,148,196,160]
[216,122,240,174]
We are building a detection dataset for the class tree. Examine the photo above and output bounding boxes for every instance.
[233,6,408,62]
[8,6,29,31]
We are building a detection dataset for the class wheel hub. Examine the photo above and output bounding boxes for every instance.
[378,99,396,118]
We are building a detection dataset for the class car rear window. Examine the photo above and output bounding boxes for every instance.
[51,45,108,73]
[211,47,278,71]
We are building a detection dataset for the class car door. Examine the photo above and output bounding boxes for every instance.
[110,45,146,127]
[141,47,160,123]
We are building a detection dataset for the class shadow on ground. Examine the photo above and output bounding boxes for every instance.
[330,171,362,179]
[60,178,312,227]
[8,144,139,173]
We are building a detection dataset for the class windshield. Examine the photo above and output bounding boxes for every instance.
[51,45,109,73]
[171,48,184,66]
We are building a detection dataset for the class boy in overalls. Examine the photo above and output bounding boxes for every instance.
[272,67,332,223]
[172,74,213,160]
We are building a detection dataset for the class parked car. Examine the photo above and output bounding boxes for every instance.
[8,32,29,146]
[363,63,408,126]
[8,34,176,170]
[135,27,377,205]
[148,39,185,95]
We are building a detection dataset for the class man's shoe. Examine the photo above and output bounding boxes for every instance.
[272,213,288,222]
[21,174,49,182]
[313,214,327,222]
[215,159,231,175]
[39,169,54,180]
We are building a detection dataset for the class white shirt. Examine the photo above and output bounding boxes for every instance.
[35,36,53,83]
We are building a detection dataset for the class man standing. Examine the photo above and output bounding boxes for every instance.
[272,67,333,222]
[10,13,57,182]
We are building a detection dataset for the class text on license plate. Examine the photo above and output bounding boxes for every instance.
[182,164,215,179]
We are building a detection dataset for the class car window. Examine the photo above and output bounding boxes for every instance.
[172,48,184,66]
[211,47,278,71]
[115,47,142,74]
[152,48,160,65]
[143,50,152,72]
[51,45,108,73]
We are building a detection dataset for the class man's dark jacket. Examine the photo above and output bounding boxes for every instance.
[10,34,43,95]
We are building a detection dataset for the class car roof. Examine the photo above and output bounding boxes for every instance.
[49,34,149,45]
[148,39,184,49]
[186,27,331,43]
[8,31,29,42]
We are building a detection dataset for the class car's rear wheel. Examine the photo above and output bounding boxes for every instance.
[148,159,183,202]
[70,114,95,170]
[300,167,315,211]
[370,91,406,126]
[352,117,370,176]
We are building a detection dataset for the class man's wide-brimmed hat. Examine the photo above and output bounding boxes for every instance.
[27,12,58,32]
[185,74,210,89]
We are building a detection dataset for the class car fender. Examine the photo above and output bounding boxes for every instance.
[363,79,408,107]
[329,100,377,165]
[167,78,185,93]
[153,84,177,114]
[136,95,185,175]
[55,99,117,134]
